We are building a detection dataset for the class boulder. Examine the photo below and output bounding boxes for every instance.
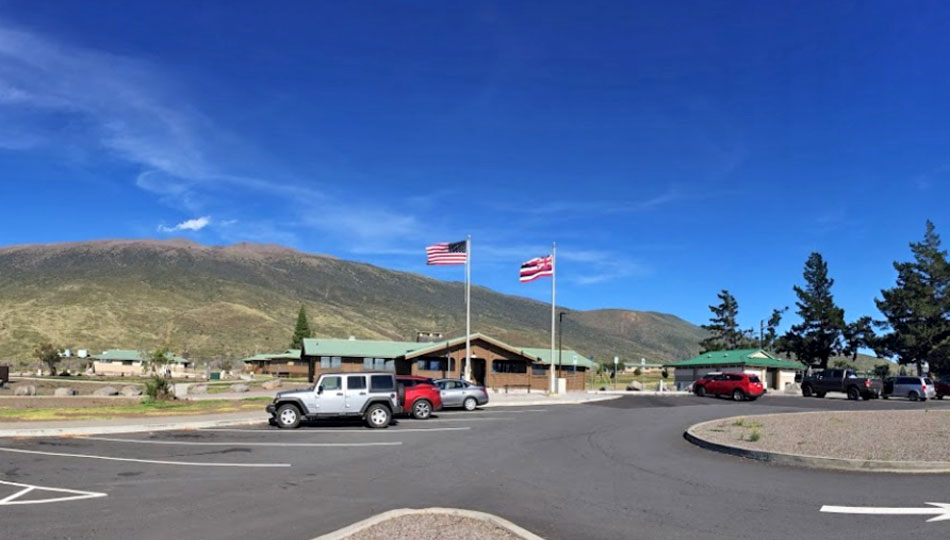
[92,386,119,397]
[262,379,282,390]
[626,381,642,391]
[120,385,143,397]
[14,385,36,396]
[230,383,250,393]
[53,387,78,397]
[190,384,208,395]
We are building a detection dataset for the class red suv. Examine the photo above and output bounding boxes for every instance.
[693,373,765,401]
[396,376,443,419]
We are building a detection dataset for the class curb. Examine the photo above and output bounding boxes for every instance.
[0,415,268,438]
[310,507,545,540]
[483,395,621,408]
[684,412,950,474]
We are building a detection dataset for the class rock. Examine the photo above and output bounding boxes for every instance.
[92,386,119,396]
[120,385,143,397]
[190,384,208,395]
[626,381,642,391]
[783,383,802,395]
[14,385,36,396]
[53,387,77,397]
[230,383,250,393]
[262,379,282,390]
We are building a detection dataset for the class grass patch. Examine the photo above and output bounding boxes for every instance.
[748,428,761,442]
[732,418,745,427]
[0,397,271,422]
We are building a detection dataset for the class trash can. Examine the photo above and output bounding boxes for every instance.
[210,372,221,381]
[556,377,567,394]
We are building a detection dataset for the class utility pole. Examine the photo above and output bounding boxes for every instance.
[760,320,765,349]
[558,311,566,380]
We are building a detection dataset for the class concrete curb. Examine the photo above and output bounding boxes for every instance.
[310,507,545,540]
[684,412,950,474]
[0,415,268,438]
[483,394,621,407]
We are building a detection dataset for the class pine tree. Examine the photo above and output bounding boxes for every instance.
[875,221,950,375]
[779,252,845,369]
[762,307,788,352]
[699,290,743,353]
[290,305,312,349]
[842,316,876,362]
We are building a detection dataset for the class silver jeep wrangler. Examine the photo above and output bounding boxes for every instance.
[266,372,403,429]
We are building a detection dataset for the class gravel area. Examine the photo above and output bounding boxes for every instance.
[694,410,950,461]
[342,514,523,540]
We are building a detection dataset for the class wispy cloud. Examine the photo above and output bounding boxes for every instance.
[158,216,211,233]
[486,185,692,218]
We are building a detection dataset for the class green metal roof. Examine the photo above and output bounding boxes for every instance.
[302,338,424,359]
[95,349,143,362]
[665,349,805,370]
[242,349,302,362]
[521,348,596,369]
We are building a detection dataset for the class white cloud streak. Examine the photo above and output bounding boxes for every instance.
[158,216,211,233]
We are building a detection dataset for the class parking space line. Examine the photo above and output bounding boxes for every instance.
[202,427,471,434]
[0,480,107,506]
[438,409,548,414]
[0,446,291,468]
[83,437,402,448]
[425,417,513,422]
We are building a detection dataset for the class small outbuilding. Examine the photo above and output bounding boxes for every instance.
[665,349,804,391]
[243,349,304,377]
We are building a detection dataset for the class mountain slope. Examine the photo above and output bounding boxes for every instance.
[0,239,707,367]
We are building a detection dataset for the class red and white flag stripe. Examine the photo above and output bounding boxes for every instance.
[426,240,468,265]
[520,255,553,282]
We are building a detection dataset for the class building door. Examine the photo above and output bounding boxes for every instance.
[472,359,487,387]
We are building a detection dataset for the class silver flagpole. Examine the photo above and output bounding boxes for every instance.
[464,235,472,382]
[550,242,556,394]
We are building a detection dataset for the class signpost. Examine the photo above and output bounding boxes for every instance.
[613,357,619,391]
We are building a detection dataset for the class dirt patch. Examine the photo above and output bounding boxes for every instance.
[344,514,522,540]
[0,397,141,410]
[694,410,950,462]
[0,378,143,396]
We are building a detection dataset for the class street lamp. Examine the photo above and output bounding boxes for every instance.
[558,311,567,380]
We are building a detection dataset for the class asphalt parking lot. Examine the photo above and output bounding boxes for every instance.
[2,395,950,540]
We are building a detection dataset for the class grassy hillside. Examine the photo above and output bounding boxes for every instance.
[0,239,707,368]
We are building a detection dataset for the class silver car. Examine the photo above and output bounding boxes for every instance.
[882,376,937,401]
[435,379,489,410]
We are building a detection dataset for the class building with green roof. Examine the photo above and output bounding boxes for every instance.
[665,349,804,391]
[294,332,592,391]
[92,349,195,378]
[243,349,304,377]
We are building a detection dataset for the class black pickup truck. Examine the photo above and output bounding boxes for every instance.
[801,368,882,400]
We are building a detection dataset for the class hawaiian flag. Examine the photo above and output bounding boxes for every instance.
[520,255,554,282]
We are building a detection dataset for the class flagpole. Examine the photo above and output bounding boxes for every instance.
[550,241,557,394]
[464,234,472,382]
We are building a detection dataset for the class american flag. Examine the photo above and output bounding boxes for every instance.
[426,240,468,265]
[520,255,554,282]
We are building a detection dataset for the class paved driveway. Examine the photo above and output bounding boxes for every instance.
[2,396,949,539]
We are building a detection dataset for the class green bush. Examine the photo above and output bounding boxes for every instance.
[633,367,642,376]
[144,376,173,401]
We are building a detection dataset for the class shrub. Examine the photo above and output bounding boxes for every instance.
[144,376,173,401]
[748,428,761,442]
[634,367,642,376]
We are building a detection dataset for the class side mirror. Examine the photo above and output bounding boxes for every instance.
[317,385,324,395]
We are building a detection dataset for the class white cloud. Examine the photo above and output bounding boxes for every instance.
[158,216,211,233]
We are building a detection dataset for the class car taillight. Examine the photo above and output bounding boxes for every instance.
[922,384,928,391]
[865,380,871,388]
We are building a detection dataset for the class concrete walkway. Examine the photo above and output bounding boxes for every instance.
[0,393,617,438]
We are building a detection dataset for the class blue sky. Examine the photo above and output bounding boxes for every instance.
[1,1,948,331]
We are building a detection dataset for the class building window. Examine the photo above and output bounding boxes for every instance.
[385,360,394,371]
[320,356,342,369]
[364,358,374,369]
[492,360,527,374]
[374,358,386,370]
[532,365,547,376]
[416,358,443,371]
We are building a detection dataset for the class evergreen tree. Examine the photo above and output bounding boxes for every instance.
[778,252,845,369]
[700,290,743,352]
[875,221,950,375]
[762,307,788,352]
[290,305,312,349]
[842,316,876,362]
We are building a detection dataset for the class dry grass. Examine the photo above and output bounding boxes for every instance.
[0,397,271,422]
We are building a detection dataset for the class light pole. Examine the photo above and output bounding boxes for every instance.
[558,311,566,382]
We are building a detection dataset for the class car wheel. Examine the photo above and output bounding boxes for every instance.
[802,385,813,397]
[695,386,706,397]
[275,404,301,429]
[938,394,944,400]
[463,397,477,411]
[815,392,826,398]
[847,387,859,401]
[882,394,889,399]
[909,391,919,402]
[365,403,392,428]
[732,389,745,402]
[411,399,432,420]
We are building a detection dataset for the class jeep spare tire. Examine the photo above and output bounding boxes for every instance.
[365,403,391,429]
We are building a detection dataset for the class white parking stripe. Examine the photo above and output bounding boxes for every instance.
[438,409,548,414]
[83,437,402,448]
[202,427,471,434]
[0,480,107,506]
[424,417,512,422]
[0,446,290,468]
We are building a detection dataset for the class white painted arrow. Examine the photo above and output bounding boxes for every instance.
[821,503,950,523]
[0,480,106,506]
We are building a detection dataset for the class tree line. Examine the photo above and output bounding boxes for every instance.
[700,221,950,375]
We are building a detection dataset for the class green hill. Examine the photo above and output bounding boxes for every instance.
[0,239,707,368]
